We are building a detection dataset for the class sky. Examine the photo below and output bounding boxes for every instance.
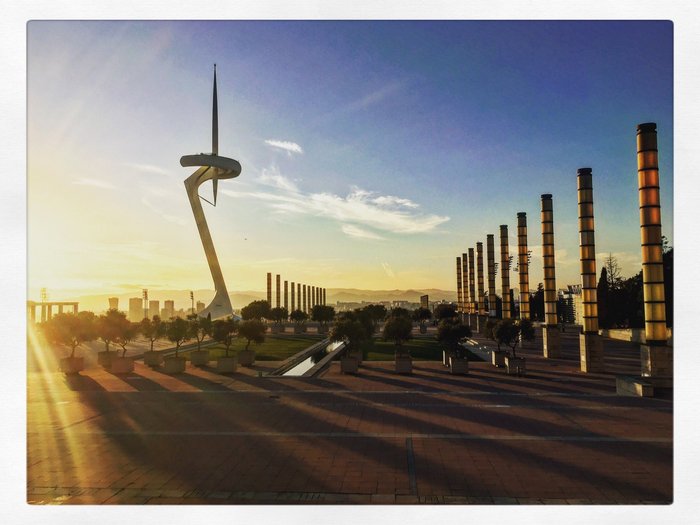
[27,20,674,303]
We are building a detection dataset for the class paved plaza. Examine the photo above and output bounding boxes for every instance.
[27,329,672,505]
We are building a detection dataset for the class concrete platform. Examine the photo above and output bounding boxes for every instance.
[27,329,672,505]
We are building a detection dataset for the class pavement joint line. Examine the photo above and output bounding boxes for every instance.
[34,430,672,443]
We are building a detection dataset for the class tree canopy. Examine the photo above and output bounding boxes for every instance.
[43,311,96,358]
[238,320,266,350]
[241,300,272,321]
[382,316,413,356]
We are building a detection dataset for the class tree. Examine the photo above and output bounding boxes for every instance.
[238,320,266,350]
[388,307,411,319]
[115,319,137,358]
[436,319,472,358]
[412,307,432,328]
[140,315,166,353]
[166,317,190,357]
[361,304,387,331]
[212,317,238,357]
[289,309,309,325]
[311,304,335,328]
[382,316,413,357]
[330,317,371,355]
[241,300,271,321]
[493,319,521,357]
[604,253,623,290]
[519,318,535,348]
[484,318,498,341]
[597,268,611,328]
[96,309,123,354]
[434,303,457,321]
[530,283,544,322]
[43,311,96,358]
[269,307,289,325]
[187,313,212,352]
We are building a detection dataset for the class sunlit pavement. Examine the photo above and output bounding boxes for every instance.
[27,329,672,504]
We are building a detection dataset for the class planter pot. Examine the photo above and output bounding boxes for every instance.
[217,356,238,373]
[270,324,283,334]
[449,356,469,375]
[491,350,506,368]
[143,351,163,367]
[189,349,210,367]
[60,356,84,375]
[318,325,329,335]
[340,356,359,374]
[505,356,526,376]
[293,325,307,334]
[347,350,363,363]
[110,356,134,374]
[97,351,113,368]
[395,356,413,374]
[420,325,427,334]
[164,356,186,374]
[238,349,255,367]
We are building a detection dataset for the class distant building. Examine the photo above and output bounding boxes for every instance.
[420,295,429,309]
[162,300,175,320]
[149,300,160,319]
[108,297,119,311]
[557,286,580,324]
[196,301,205,313]
[128,297,143,322]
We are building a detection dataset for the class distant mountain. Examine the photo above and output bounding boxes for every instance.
[71,288,455,313]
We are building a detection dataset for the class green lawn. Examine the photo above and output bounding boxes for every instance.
[180,334,325,361]
[360,336,485,361]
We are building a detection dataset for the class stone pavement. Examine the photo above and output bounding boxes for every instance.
[27,329,672,504]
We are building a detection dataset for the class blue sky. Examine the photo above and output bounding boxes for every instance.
[27,20,673,299]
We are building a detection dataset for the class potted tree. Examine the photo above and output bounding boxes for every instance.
[187,313,212,366]
[112,316,137,374]
[362,304,387,334]
[413,307,432,334]
[485,318,506,367]
[494,319,526,376]
[383,315,414,374]
[330,315,370,374]
[312,304,335,335]
[269,307,288,334]
[519,318,536,349]
[436,319,472,374]
[164,317,190,373]
[140,315,166,367]
[95,309,122,368]
[290,309,309,334]
[237,319,266,366]
[44,311,96,374]
[212,317,238,372]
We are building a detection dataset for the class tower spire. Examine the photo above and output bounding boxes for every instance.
[212,63,218,156]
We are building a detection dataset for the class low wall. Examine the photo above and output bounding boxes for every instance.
[598,328,673,347]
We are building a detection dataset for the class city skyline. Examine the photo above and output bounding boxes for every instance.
[27,20,673,302]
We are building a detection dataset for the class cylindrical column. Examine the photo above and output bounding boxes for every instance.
[456,256,463,315]
[303,285,308,313]
[486,235,497,317]
[266,273,272,306]
[541,194,560,357]
[517,213,530,320]
[461,253,469,316]
[468,248,476,316]
[476,242,485,315]
[500,225,511,320]
[73,304,78,314]
[637,123,670,377]
[577,169,604,372]
[297,283,301,311]
[284,280,289,311]
[276,274,281,308]
[291,282,296,311]
[323,288,326,306]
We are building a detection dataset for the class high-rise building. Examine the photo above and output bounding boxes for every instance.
[196,301,205,313]
[163,300,175,320]
[128,297,143,322]
[149,300,160,319]
[108,297,119,311]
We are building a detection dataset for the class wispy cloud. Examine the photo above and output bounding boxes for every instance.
[72,178,116,190]
[345,82,404,112]
[123,163,173,176]
[258,165,299,192]
[221,174,449,235]
[141,197,187,226]
[341,224,385,240]
[264,139,304,155]
[381,262,396,278]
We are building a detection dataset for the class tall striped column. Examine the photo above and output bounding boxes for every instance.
[468,247,477,329]
[462,253,469,320]
[517,213,530,321]
[486,235,497,317]
[284,280,289,312]
[541,194,560,358]
[476,242,486,316]
[297,283,301,312]
[500,225,511,320]
[637,123,670,378]
[266,273,272,306]
[303,285,307,313]
[291,282,296,312]
[456,256,463,316]
[323,288,326,306]
[577,169,604,372]
[275,274,281,308]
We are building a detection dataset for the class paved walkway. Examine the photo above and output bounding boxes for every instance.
[27,329,672,504]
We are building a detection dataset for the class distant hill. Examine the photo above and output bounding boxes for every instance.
[72,288,455,313]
